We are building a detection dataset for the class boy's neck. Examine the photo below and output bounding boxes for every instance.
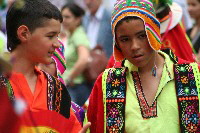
[11,51,37,77]
[139,52,164,74]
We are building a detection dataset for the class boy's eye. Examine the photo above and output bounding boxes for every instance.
[47,35,53,38]
[47,35,57,39]
[119,37,129,42]
[138,33,147,39]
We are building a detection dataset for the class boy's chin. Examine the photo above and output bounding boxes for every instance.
[43,58,53,65]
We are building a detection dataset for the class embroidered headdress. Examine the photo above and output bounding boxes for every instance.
[52,39,67,84]
[112,0,161,62]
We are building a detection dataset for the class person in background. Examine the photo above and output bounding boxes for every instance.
[61,3,91,106]
[0,0,14,33]
[83,0,113,58]
[0,18,7,54]
[173,0,193,30]
[85,0,200,132]
[152,0,195,62]
[187,0,200,57]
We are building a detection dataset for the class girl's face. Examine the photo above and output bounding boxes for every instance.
[187,0,200,20]
[61,8,80,33]
[115,18,155,68]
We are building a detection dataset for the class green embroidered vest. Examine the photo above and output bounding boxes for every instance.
[103,50,200,133]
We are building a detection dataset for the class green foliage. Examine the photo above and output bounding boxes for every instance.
[149,0,172,6]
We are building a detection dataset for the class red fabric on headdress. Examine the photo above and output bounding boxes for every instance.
[161,23,195,62]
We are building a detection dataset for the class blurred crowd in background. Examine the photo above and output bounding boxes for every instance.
[0,0,200,107]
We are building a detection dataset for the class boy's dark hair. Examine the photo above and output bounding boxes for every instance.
[61,3,85,18]
[6,0,63,52]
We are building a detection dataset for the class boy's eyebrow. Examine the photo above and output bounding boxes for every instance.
[135,30,146,35]
[118,30,146,38]
[46,31,60,34]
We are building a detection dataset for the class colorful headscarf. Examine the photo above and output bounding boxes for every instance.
[52,39,67,84]
[112,0,162,62]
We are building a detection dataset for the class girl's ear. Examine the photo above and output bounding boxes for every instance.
[17,25,30,42]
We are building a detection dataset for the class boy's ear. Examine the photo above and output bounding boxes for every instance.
[17,25,30,42]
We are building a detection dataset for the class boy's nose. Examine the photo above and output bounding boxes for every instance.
[131,40,140,50]
[53,40,60,48]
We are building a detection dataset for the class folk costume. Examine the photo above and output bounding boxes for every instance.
[0,42,82,133]
[86,0,200,132]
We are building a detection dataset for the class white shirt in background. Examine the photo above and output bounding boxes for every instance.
[86,5,104,49]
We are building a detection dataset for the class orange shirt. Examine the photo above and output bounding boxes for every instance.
[10,67,47,112]
[9,67,82,132]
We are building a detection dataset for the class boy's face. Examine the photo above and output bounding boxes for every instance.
[115,19,154,67]
[38,61,57,77]
[25,19,61,64]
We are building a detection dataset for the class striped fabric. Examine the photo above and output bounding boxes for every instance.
[52,39,67,84]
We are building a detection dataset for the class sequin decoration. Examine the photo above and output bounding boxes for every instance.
[0,75,15,101]
[174,64,199,132]
[106,68,127,133]
[44,71,55,111]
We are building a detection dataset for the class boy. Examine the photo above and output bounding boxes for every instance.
[0,0,90,132]
[86,0,200,132]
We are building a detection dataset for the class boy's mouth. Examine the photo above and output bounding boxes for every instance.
[48,51,55,56]
[133,54,143,58]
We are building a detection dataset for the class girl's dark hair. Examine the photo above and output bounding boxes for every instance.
[61,3,85,18]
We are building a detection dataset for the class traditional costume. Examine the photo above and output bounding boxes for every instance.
[0,42,82,133]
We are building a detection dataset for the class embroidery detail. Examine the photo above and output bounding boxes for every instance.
[44,72,62,113]
[45,72,54,111]
[0,75,15,101]
[174,64,199,132]
[132,71,157,118]
[54,78,62,113]
[106,68,127,133]
[162,48,178,63]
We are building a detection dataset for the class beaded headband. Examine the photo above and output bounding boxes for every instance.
[112,0,162,62]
